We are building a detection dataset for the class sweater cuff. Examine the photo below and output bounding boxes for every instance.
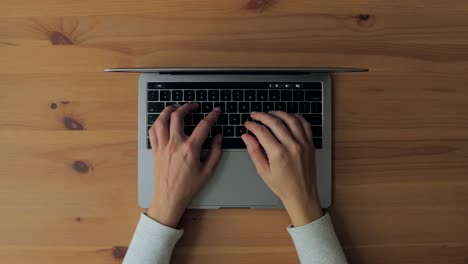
[123,213,184,264]
[287,213,347,264]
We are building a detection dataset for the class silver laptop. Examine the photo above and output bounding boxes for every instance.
[105,68,367,209]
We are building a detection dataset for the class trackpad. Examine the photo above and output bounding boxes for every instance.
[190,151,281,208]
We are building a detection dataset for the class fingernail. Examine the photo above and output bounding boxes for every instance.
[251,111,257,114]
[174,104,181,108]
[213,107,221,112]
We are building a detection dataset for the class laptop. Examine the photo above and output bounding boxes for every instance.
[105,68,367,209]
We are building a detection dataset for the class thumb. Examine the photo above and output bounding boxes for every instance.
[241,134,269,177]
[201,134,223,182]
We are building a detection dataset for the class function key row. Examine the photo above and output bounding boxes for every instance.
[148,83,322,90]
[147,90,321,102]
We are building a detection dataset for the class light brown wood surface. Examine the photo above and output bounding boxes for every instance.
[1,0,468,263]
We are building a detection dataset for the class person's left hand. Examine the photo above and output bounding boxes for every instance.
[147,103,223,228]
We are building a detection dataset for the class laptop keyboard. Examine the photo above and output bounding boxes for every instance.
[147,82,323,149]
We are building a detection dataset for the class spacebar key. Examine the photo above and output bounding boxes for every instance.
[222,138,246,149]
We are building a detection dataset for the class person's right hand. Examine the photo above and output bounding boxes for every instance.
[241,111,323,227]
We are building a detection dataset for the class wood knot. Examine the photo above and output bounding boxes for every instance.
[74,217,82,222]
[72,160,90,174]
[354,14,375,27]
[245,0,278,12]
[112,246,128,260]
[63,116,85,130]
[48,31,73,45]
[50,103,57,109]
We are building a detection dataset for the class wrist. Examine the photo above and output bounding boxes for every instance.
[147,198,186,228]
[283,196,323,227]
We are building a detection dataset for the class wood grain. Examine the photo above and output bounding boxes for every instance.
[1,0,468,263]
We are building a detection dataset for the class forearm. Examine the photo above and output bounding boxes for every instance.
[123,213,183,264]
[288,213,347,264]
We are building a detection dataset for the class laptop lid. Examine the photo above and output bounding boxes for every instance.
[105,67,368,74]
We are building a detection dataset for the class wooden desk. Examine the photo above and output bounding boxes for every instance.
[1,1,468,263]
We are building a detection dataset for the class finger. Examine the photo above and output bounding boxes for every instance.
[169,103,199,138]
[155,105,179,144]
[295,114,313,143]
[250,112,295,145]
[269,111,308,144]
[148,125,158,149]
[244,120,281,154]
[241,134,269,176]
[190,107,221,147]
[201,134,223,182]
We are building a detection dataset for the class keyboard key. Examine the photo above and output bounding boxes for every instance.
[305,90,322,101]
[217,114,229,125]
[147,125,152,136]
[147,138,152,149]
[184,125,196,136]
[221,90,231,101]
[229,114,241,125]
[287,102,299,113]
[299,102,310,113]
[303,114,322,125]
[311,102,322,113]
[202,102,213,113]
[269,90,280,101]
[160,90,171,101]
[148,90,159,101]
[257,90,268,101]
[196,90,207,101]
[211,126,222,136]
[201,137,213,149]
[209,90,219,101]
[281,90,292,101]
[212,102,225,112]
[193,114,204,124]
[184,114,193,125]
[239,102,250,113]
[192,102,202,113]
[227,102,238,113]
[235,126,247,137]
[263,102,274,112]
[223,126,235,137]
[245,90,256,101]
[293,90,304,101]
[172,90,183,101]
[251,102,262,112]
[311,126,322,137]
[166,102,177,107]
[222,138,246,148]
[184,90,195,101]
[147,114,158,125]
[275,102,286,111]
[313,138,322,149]
[241,114,252,123]
[233,90,243,101]
[148,102,165,113]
